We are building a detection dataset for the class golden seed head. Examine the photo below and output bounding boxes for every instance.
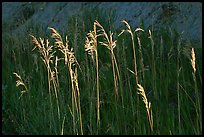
[191,48,196,73]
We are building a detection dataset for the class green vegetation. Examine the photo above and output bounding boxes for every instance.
[2,7,202,135]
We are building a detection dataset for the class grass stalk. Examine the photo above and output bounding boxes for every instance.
[96,20,128,133]
[13,72,28,100]
[122,38,136,134]
[136,28,145,81]
[61,116,66,135]
[137,84,153,134]
[30,35,57,134]
[51,57,62,133]
[176,39,181,134]
[119,20,140,131]
[191,48,201,134]
[84,21,101,133]
[148,30,158,132]
[49,28,83,135]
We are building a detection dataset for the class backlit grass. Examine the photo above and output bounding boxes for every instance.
[2,8,202,135]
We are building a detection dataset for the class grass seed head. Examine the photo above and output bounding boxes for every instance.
[191,48,196,73]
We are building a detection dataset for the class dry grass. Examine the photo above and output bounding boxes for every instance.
[49,27,83,135]
[182,46,201,134]
[119,20,139,85]
[13,72,28,99]
[30,34,56,133]
[95,20,127,133]
[191,48,196,74]
[190,48,201,134]
[137,84,153,133]
[30,28,83,135]
[119,20,144,130]
[95,20,120,98]
[84,20,101,133]
[135,28,145,81]
[8,18,201,135]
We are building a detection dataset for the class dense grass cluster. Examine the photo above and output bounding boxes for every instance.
[2,8,202,135]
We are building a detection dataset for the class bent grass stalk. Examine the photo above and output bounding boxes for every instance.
[191,48,201,134]
[137,84,153,133]
[119,20,139,85]
[95,20,125,133]
[119,20,141,131]
[95,20,119,98]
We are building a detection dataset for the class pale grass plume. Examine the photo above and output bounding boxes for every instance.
[191,48,196,74]
[84,22,103,65]
[94,20,120,97]
[30,34,55,94]
[13,72,28,99]
[94,20,117,51]
[137,84,149,110]
[30,32,58,134]
[135,28,144,32]
[190,47,201,134]
[84,31,96,63]
[84,20,101,133]
[182,46,196,73]
[49,27,83,135]
[137,84,153,132]
[30,35,55,68]
[48,27,63,47]
[49,27,80,68]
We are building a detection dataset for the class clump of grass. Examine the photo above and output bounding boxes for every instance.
[49,27,83,135]
[29,27,84,135]
[95,20,127,134]
[30,34,57,133]
[95,20,120,98]
[84,21,101,134]
[4,13,202,135]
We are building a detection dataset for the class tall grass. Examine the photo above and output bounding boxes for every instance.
[2,8,202,135]
[84,21,101,134]
[30,34,59,134]
[119,20,141,133]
